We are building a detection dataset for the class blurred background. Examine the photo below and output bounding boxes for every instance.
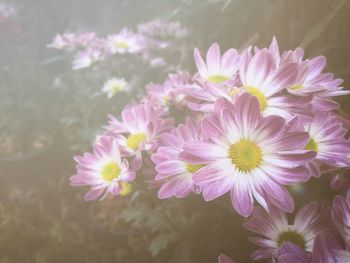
[0,0,349,262]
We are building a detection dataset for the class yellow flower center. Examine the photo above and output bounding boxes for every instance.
[119,182,132,196]
[229,139,262,172]
[291,84,303,91]
[111,84,123,93]
[101,162,121,182]
[245,86,268,111]
[305,138,318,152]
[126,133,147,151]
[277,230,306,249]
[186,163,205,174]
[207,75,230,84]
[116,41,129,49]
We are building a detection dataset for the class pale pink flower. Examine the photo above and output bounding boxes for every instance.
[244,203,326,261]
[70,136,135,201]
[106,28,146,54]
[181,93,315,216]
[300,112,350,177]
[105,103,174,169]
[151,118,203,199]
[194,43,239,84]
[102,78,129,98]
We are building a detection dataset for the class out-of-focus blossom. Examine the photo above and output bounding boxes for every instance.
[102,78,129,98]
[138,20,189,38]
[244,203,325,261]
[70,136,135,201]
[218,254,235,263]
[182,93,315,216]
[0,2,16,19]
[151,118,203,199]
[301,112,350,177]
[47,32,96,50]
[106,28,146,54]
[72,48,103,70]
[105,103,174,169]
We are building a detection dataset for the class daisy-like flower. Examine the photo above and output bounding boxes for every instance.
[239,47,310,120]
[218,254,235,263]
[72,48,102,70]
[194,43,239,85]
[301,112,350,177]
[244,203,325,261]
[105,103,174,168]
[102,78,129,98]
[70,136,135,201]
[143,81,175,108]
[151,118,203,199]
[182,93,315,216]
[106,28,145,54]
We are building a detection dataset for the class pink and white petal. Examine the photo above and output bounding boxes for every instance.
[230,177,254,217]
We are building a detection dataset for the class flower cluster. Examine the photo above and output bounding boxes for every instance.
[70,38,350,261]
[48,20,189,70]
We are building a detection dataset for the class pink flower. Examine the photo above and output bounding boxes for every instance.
[72,48,103,70]
[301,112,350,177]
[70,136,135,201]
[106,28,146,54]
[181,93,315,216]
[239,47,309,120]
[105,103,174,168]
[151,118,203,199]
[194,43,239,84]
[244,203,325,261]
[218,254,235,263]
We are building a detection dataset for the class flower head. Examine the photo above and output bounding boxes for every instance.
[301,112,350,177]
[194,43,239,84]
[102,78,129,98]
[70,136,135,201]
[244,202,325,261]
[105,103,174,168]
[107,28,145,54]
[182,93,315,216]
[151,118,203,199]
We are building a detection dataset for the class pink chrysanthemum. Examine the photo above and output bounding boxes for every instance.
[239,47,310,120]
[194,43,239,85]
[105,103,174,168]
[181,93,315,216]
[301,112,350,177]
[72,48,103,70]
[151,118,203,199]
[70,136,135,201]
[244,203,325,261]
[106,28,145,54]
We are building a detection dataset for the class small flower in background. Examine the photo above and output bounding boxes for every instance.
[182,93,315,216]
[218,254,235,263]
[70,136,136,201]
[0,2,16,20]
[151,118,203,199]
[106,28,146,54]
[72,48,102,70]
[102,78,129,98]
[244,202,326,261]
[138,19,189,39]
